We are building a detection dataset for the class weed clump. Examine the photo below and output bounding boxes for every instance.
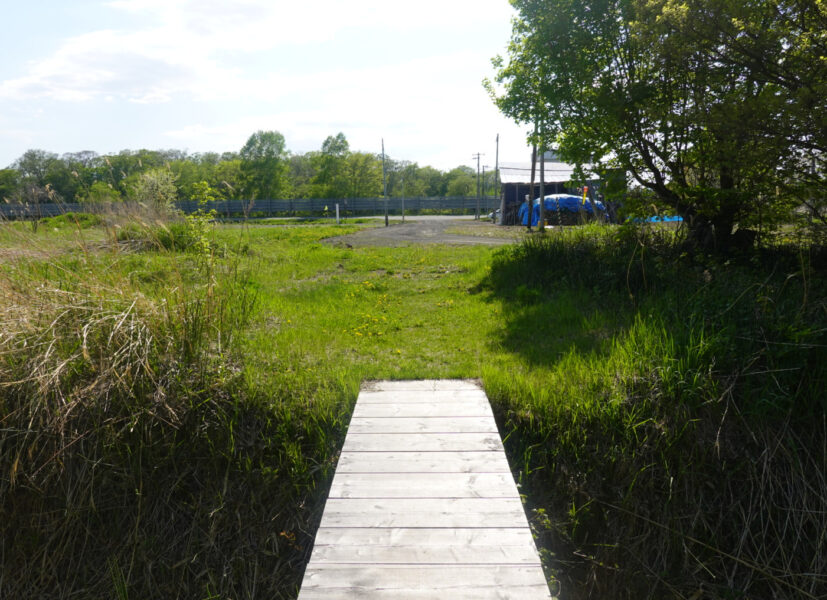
[39,212,103,229]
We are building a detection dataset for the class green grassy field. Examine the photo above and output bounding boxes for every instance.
[1,216,825,599]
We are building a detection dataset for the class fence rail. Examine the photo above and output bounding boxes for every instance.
[0,197,501,220]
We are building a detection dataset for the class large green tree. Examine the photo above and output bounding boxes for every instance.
[288,153,317,198]
[445,166,476,197]
[491,0,825,247]
[13,149,58,186]
[0,169,20,202]
[313,133,351,198]
[344,152,382,198]
[674,0,827,228]
[239,131,289,200]
[11,150,82,202]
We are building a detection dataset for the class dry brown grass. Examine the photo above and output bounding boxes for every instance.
[0,216,302,599]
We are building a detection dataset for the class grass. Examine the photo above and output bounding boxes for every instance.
[483,226,827,599]
[1,214,825,599]
[443,220,534,240]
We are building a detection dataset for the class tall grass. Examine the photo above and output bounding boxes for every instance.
[0,214,342,599]
[484,225,827,599]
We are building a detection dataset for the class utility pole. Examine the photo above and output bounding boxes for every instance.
[482,165,487,216]
[382,138,388,227]
[472,152,483,220]
[495,134,501,225]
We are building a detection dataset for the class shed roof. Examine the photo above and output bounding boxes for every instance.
[498,161,595,185]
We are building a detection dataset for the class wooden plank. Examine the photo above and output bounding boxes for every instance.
[299,586,551,600]
[328,472,517,498]
[319,498,528,529]
[306,543,541,565]
[342,432,503,453]
[358,389,488,403]
[298,380,552,600]
[364,379,482,391]
[335,451,512,473]
[347,416,498,434]
[299,565,550,596]
[313,527,537,548]
[352,402,492,418]
[299,584,550,600]
[310,527,541,566]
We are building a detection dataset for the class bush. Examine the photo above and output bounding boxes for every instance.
[39,212,103,229]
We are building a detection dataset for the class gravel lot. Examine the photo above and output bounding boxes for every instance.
[324,217,521,248]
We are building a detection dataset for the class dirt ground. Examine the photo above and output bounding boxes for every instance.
[324,218,524,248]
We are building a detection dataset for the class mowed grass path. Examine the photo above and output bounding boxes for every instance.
[231,224,619,470]
[241,225,509,383]
[236,223,612,390]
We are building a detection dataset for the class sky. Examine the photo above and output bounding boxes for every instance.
[0,0,532,172]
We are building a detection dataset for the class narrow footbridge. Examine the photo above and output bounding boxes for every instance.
[298,380,553,599]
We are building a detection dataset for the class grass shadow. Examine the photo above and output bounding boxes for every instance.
[477,226,827,600]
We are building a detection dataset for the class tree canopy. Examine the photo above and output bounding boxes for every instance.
[490,0,826,247]
[3,133,492,205]
[239,130,289,200]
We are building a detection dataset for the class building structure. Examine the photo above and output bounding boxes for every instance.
[497,151,601,225]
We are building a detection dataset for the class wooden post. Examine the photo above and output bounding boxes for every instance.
[382,139,388,227]
[538,148,545,232]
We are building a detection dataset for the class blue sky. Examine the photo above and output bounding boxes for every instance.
[0,0,532,171]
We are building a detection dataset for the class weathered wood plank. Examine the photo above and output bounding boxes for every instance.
[319,498,528,529]
[352,401,492,418]
[335,450,512,473]
[313,527,537,548]
[299,584,551,600]
[299,587,551,600]
[358,389,488,403]
[347,416,498,434]
[297,380,552,600]
[342,432,504,453]
[364,379,482,391]
[308,542,540,565]
[328,472,517,498]
[300,565,550,596]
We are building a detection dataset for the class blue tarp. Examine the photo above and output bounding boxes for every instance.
[628,215,684,224]
[645,215,683,223]
[518,194,606,226]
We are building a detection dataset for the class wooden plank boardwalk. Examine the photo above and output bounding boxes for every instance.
[298,380,552,599]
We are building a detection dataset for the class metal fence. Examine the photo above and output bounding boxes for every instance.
[0,196,501,220]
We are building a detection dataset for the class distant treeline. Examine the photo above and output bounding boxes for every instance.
[0,131,498,205]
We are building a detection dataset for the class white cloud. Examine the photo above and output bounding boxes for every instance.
[105,0,512,47]
[0,0,526,169]
[160,49,531,169]
[1,0,514,103]
[0,27,235,103]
